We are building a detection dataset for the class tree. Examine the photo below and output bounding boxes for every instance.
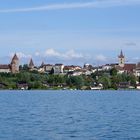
[98,75,111,89]
[66,76,84,89]
[22,64,29,71]
[110,68,117,76]
[127,74,137,87]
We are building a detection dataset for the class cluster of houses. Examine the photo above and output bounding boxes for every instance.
[98,50,140,77]
[27,50,140,78]
[1,51,140,77]
[28,58,94,76]
[0,51,140,89]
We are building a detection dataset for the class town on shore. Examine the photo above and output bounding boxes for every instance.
[0,50,140,90]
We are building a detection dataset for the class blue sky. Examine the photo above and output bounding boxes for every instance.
[0,0,140,65]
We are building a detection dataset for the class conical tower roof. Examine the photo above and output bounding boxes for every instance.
[11,53,19,64]
[118,50,125,58]
[12,53,19,60]
[29,58,34,67]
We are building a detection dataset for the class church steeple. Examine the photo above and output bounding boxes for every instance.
[118,50,125,67]
[118,50,124,58]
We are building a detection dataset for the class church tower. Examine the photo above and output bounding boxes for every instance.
[11,53,19,73]
[118,50,125,67]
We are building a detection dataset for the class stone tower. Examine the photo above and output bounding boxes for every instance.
[29,58,34,69]
[118,50,125,67]
[11,53,19,73]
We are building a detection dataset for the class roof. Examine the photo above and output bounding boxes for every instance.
[116,64,136,72]
[118,50,125,58]
[29,58,34,67]
[118,82,130,88]
[43,64,53,66]
[123,64,136,72]
[12,54,19,61]
[55,64,64,66]
[115,65,124,71]
[39,63,53,68]
[64,65,82,69]
[0,65,10,69]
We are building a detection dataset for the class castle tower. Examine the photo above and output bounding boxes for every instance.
[118,50,125,67]
[29,58,34,69]
[11,53,19,73]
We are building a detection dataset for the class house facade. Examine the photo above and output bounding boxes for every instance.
[0,65,11,73]
[53,64,64,74]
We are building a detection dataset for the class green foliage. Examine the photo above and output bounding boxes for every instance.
[66,76,84,89]
[98,75,111,89]
[0,68,138,90]
[110,68,118,76]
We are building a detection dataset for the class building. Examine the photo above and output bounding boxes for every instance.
[116,50,136,74]
[0,65,11,73]
[28,58,35,70]
[11,54,19,73]
[17,81,29,90]
[102,64,113,71]
[134,62,140,77]
[117,82,130,89]
[83,63,93,70]
[118,50,125,67]
[53,64,64,74]
[0,53,19,73]
[38,62,53,73]
[63,65,82,73]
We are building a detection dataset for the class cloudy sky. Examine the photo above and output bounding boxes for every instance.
[0,0,140,66]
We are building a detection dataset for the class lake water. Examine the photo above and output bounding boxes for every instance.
[0,90,140,140]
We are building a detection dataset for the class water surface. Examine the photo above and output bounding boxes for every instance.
[0,90,140,140]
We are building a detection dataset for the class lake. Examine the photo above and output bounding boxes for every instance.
[0,90,140,140]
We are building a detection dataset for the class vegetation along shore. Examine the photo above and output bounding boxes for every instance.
[0,51,140,90]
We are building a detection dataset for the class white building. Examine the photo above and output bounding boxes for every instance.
[0,65,11,73]
[53,64,64,74]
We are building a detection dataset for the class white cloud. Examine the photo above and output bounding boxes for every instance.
[35,52,40,56]
[44,48,84,59]
[65,50,84,59]
[10,52,31,59]
[0,0,140,13]
[95,54,107,62]
[45,48,60,57]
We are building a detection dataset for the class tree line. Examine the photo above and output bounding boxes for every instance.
[0,67,138,90]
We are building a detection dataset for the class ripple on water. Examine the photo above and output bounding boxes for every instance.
[0,91,140,140]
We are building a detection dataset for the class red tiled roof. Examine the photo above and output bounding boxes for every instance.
[64,65,82,70]
[0,65,10,69]
[116,64,136,72]
[123,64,136,72]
